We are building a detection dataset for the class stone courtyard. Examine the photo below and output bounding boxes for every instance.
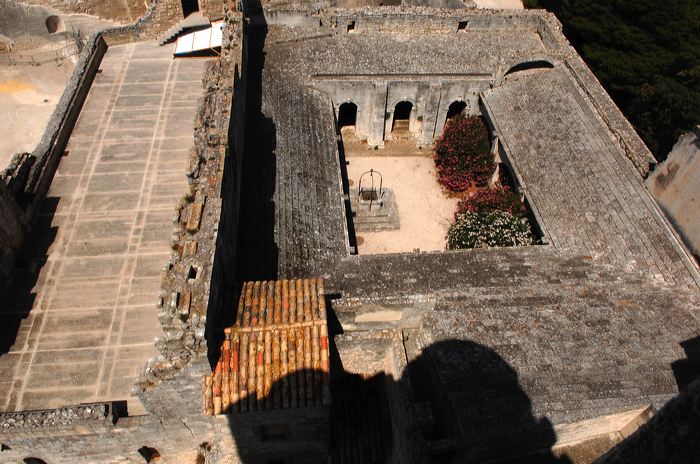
[0,40,208,412]
[346,155,458,254]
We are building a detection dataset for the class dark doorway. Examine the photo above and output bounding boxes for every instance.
[392,101,413,132]
[45,15,63,34]
[181,0,200,17]
[446,100,467,121]
[337,102,358,130]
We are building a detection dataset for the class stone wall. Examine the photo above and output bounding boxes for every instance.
[318,78,487,147]
[0,0,224,297]
[15,0,150,23]
[137,0,244,391]
[595,378,700,464]
[0,25,107,280]
[0,1,247,462]
[0,181,27,277]
[646,128,700,261]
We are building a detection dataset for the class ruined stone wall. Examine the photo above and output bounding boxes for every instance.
[0,181,27,277]
[646,128,700,261]
[201,0,226,20]
[137,0,244,392]
[0,359,241,464]
[206,3,247,363]
[0,25,107,281]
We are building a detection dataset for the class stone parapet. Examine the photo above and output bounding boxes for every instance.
[137,2,243,393]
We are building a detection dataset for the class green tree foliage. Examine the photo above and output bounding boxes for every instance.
[526,0,700,161]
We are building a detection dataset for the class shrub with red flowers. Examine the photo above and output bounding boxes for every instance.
[434,115,494,191]
[456,185,527,218]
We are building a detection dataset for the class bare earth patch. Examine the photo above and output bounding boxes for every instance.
[0,60,75,168]
[346,155,458,254]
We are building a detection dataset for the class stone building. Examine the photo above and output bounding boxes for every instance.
[0,0,698,463]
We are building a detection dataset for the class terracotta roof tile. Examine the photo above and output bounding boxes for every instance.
[203,277,330,415]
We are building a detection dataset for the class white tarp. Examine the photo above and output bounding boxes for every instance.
[175,21,224,56]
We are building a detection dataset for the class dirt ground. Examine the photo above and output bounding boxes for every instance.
[0,59,75,168]
[19,0,147,23]
[346,155,459,254]
[474,0,524,9]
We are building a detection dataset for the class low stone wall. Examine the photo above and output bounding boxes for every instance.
[0,404,110,431]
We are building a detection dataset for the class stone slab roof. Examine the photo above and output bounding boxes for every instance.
[265,27,548,79]
[326,249,700,445]
[236,34,347,280]
[482,67,700,287]
[203,278,330,415]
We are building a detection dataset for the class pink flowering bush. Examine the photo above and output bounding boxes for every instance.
[434,116,495,191]
[456,185,527,218]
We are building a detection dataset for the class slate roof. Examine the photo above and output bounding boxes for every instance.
[327,249,700,445]
[236,31,347,281]
[482,67,700,287]
[265,28,548,79]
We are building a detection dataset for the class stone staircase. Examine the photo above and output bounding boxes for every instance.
[157,12,210,46]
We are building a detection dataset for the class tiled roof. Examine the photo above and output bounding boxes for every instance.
[203,278,330,415]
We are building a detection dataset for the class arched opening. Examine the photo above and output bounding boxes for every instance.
[337,102,358,130]
[446,100,467,121]
[181,0,200,17]
[392,101,413,132]
[45,15,63,34]
[504,60,554,77]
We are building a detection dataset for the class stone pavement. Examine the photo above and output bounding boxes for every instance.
[0,41,208,412]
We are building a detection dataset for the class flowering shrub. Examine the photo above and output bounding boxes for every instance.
[434,116,494,191]
[456,185,527,218]
[447,210,534,250]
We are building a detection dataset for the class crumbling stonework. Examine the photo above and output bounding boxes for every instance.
[0,404,109,429]
[138,0,243,391]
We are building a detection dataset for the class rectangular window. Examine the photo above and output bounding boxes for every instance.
[457,21,468,31]
[347,21,356,33]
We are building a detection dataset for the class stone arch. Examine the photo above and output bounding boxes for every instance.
[446,100,468,121]
[504,58,555,77]
[337,101,358,129]
[392,100,413,132]
[45,15,64,34]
